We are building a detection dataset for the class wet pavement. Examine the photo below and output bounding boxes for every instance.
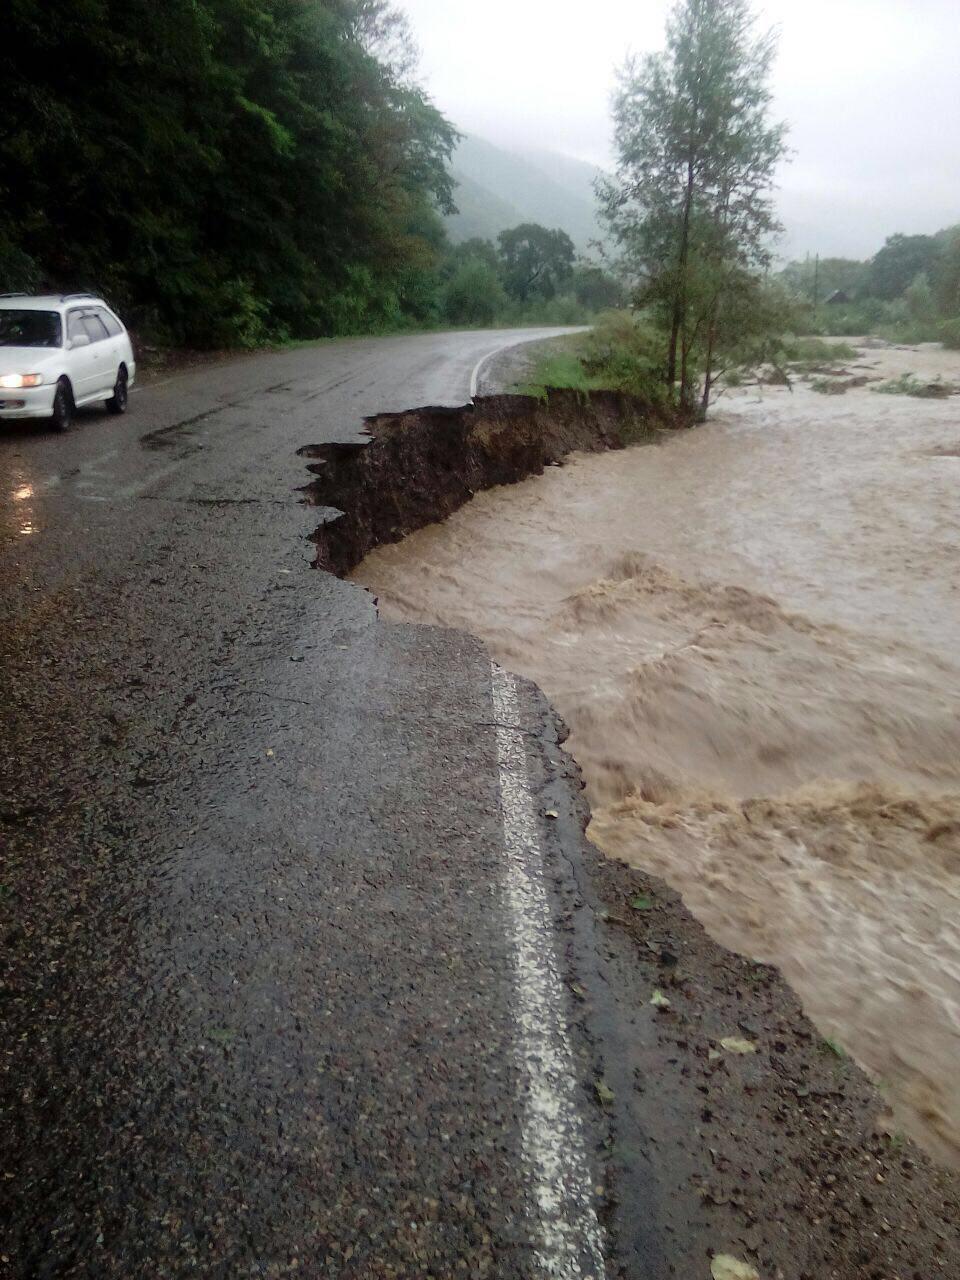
[4,331,960,1280]
[0,330,622,1278]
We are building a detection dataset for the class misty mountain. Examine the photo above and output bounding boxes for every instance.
[445,134,606,253]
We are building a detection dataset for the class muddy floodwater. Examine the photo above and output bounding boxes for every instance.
[353,342,960,1168]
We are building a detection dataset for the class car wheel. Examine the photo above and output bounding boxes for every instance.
[107,366,129,414]
[51,379,74,432]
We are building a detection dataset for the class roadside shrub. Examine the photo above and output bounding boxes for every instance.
[580,310,667,400]
[441,259,508,326]
[940,318,960,350]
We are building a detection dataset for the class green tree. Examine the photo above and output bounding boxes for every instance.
[443,238,501,277]
[497,224,575,302]
[442,259,508,325]
[931,230,960,319]
[867,234,940,302]
[571,263,625,311]
[601,0,787,412]
[0,0,458,345]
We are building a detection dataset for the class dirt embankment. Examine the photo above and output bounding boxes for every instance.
[301,390,671,575]
[304,388,960,1280]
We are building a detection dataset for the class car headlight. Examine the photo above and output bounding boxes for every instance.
[0,373,43,389]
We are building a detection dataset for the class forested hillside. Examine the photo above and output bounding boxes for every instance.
[0,0,458,345]
[445,135,605,251]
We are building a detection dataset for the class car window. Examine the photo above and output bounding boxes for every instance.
[82,314,110,343]
[98,309,123,337]
[0,310,62,348]
[67,311,87,343]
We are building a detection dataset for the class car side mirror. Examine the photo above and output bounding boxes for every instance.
[69,334,91,349]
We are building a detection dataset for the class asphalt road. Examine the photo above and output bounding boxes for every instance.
[0,330,657,1278]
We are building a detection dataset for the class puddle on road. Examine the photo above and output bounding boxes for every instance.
[353,344,960,1169]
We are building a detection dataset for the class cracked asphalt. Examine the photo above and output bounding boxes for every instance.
[0,330,632,1278]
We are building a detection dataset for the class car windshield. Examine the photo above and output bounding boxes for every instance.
[0,309,62,348]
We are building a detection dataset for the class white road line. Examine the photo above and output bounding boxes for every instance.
[491,663,607,1280]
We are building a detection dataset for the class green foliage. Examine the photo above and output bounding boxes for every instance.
[779,224,960,349]
[872,373,955,399]
[601,0,788,415]
[581,310,666,398]
[779,257,869,305]
[940,318,960,350]
[868,234,940,301]
[522,311,670,405]
[933,231,960,318]
[497,224,576,303]
[520,352,592,397]
[572,264,625,311]
[810,377,848,395]
[904,272,937,324]
[428,227,617,328]
[778,336,857,363]
[441,258,508,326]
[0,0,458,346]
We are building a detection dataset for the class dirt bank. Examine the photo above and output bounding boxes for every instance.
[307,376,960,1278]
[301,389,671,574]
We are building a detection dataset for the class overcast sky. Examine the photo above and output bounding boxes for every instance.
[398,0,960,260]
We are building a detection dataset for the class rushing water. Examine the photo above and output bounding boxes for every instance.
[353,344,960,1168]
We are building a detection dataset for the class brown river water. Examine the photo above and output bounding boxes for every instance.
[353,343,960,1168]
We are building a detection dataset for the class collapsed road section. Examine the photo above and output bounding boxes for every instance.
[305,387,960,1280]
[300,390,668,574]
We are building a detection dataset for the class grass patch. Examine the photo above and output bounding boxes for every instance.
[519,351,592,397]
[780,335,858,363]
[810,376,849,395]
[521,310,670,409]
[872,372,955,398]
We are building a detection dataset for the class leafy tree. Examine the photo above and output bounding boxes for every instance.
[904,272,936,324]
[931,230,960,319]
[601,0,787,412]
[442,238,501,278]
[441,259,508,325]
[497,224,575,302]
[867,234,940,302]
[0,0,458,346]
[572,263,625,311]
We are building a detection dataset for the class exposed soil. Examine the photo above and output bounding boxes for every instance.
[307,379,960,1278]
[301,389,674,574]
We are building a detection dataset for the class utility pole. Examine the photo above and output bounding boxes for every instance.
[812,253,820,312]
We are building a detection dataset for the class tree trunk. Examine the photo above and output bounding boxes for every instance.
[699,328,715,420]
[668,147,696,396]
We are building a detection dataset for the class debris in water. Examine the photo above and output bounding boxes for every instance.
[720,1037,757,1055]
[595,1079,615,1108]
[711,1255,760,1280]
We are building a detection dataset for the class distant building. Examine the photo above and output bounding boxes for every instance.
[825,289,851,305]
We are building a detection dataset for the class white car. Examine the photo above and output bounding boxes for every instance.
[0,293,136,431]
